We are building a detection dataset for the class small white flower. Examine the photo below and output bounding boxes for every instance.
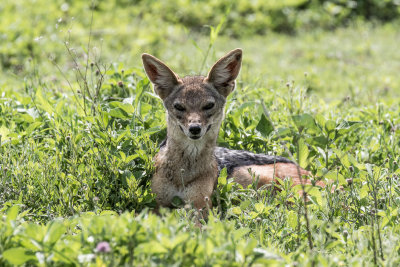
[61,3,69,12]
[34,36,43,42]
[78,254,96,263]
[36,252,45,264]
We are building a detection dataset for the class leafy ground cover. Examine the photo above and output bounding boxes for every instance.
[1,1,400,266]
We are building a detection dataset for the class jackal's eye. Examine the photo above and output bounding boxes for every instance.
[174,103,185,112]
[202,102,215,110]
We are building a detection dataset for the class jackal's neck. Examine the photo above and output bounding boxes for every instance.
[160,134,217,185]
[155,133,215,186]
[154,116,223,185]
[164,117,221,160]
[165,133,216,160]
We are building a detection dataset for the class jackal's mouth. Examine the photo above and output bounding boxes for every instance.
[187,124,212,140]
[179,124,213,140]
[179,125,202,140]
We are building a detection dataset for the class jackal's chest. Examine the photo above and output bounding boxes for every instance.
[153,147,217,186]
[152,149,218,208]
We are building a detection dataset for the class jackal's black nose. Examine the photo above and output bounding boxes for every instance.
[189,125,201,135]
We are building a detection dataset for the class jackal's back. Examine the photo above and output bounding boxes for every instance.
[215,147,294,174]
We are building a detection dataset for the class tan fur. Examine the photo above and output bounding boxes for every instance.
[152,133,217,211]
[231,163,325,189]
[142,49,323,214]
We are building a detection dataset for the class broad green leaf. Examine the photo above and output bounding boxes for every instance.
[140,102,153,114]
[249,211,259,219]
[365,163,373,178]
[0,125,10,139]
[44,222,66,245]
[35,87,53,115]
[298,138,309,168]
[232,206,242,215]
[17,113,34,123]
[256,114,274,137]
[382,216,390,228]
[310,135,328,148]
[134,79,147,110]
[254,202,265,214]
[233,227,250,241]
[360,184,369,199]
[324,171,346,185]
[325,120,336,132]
[137,241,167,254]
[274,127,291,138]
[240,200,251,210]
[55,98,65,115]
[341,154,351,169]
[315,113,326,128]
[169,233,190,249]
[6,205,19,222]
[26,122,42,135]
[325,240,343,250]
[333,148,351,168]
[25,224,45,244]
[3,248,36,265]
[116,129,130,143]
[218,168,228,186]
[348,154,364,170]
[336,120,362,136]
[287,210,298,229]
[109,101,134,114]
[16,94,31,105]
[230,102,254,127]
[243,238,258,255]
[307,187,323,206]
[291,113,318,133]
[100,210,118,216]
[119,151,126,162]
[101,111,110,126]
[109,108,130,119]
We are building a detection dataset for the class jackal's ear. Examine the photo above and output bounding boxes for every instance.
[206,48,242,97]
[142,53,182,100]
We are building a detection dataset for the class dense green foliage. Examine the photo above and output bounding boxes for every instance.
[139,0,400,35]
[2,0,400,83]
[1,0,400,266]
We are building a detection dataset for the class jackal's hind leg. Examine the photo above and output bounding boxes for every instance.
[230,163,324,189]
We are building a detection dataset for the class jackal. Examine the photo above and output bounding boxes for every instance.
[142,49,322,212]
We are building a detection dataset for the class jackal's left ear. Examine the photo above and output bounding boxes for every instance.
[142,53,182,100]
[205,48,242,97]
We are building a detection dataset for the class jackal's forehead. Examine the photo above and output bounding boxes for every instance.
[164,75,224,107]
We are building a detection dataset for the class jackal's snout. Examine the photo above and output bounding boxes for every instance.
[187,113,202,138]
[188,124,201,134]
[179,114,209,140]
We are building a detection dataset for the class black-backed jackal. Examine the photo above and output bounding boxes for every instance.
[142,49,324,213]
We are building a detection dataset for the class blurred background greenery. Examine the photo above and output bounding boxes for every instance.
[1,0,400,101]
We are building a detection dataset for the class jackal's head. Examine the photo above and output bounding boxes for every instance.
[142,49,242,141]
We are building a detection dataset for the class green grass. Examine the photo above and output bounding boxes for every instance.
[1,1,400,266]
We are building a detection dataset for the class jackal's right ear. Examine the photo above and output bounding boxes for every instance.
[206,48,242,98]
[142,54,182,100]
